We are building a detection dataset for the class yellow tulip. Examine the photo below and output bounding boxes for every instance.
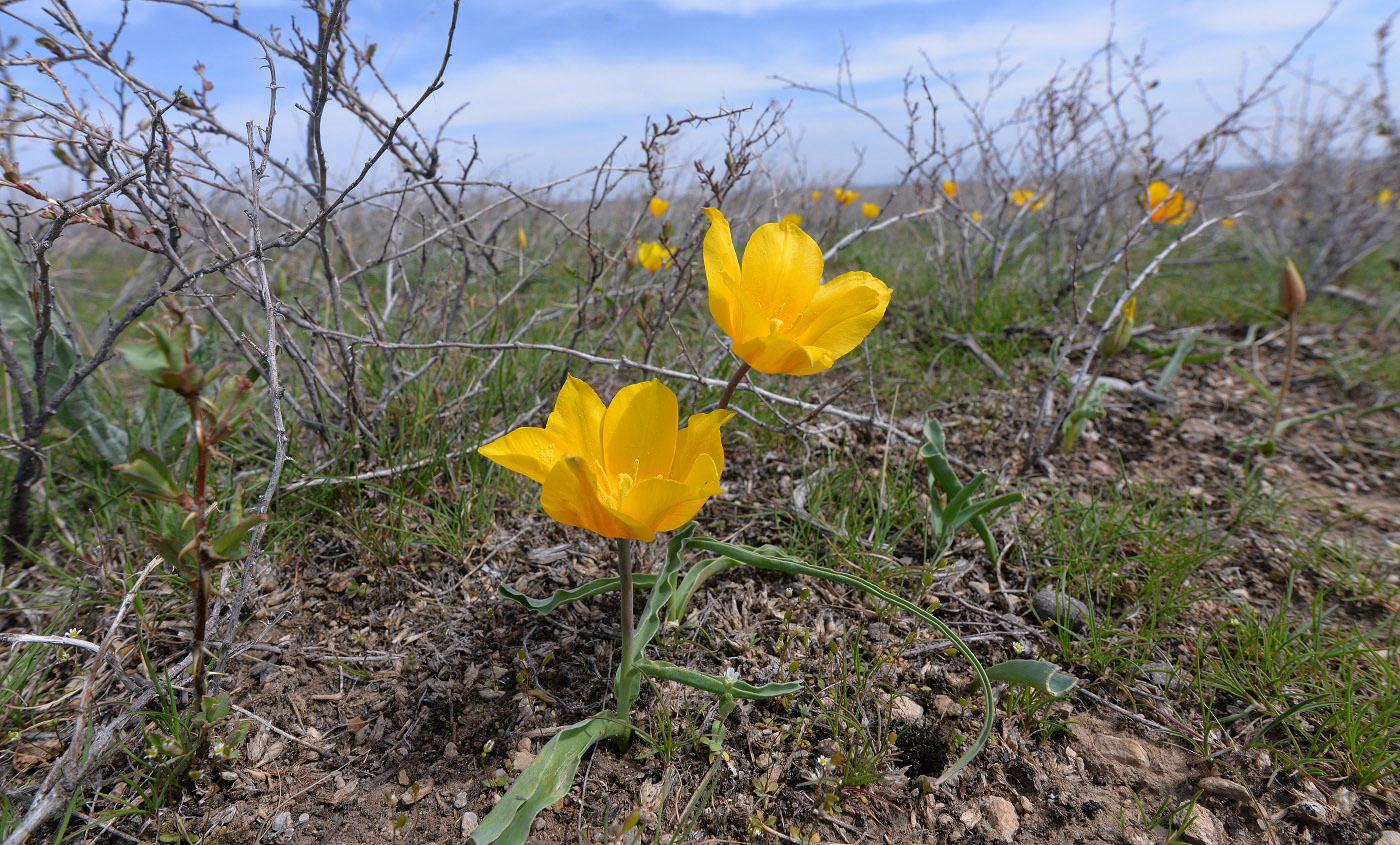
[648,196,669,217]
[809,190,822,202]
[1143,181,1193,224]
[701,207,892,376]
[1379,189,1395,207]
[781,213,803,226]
[833,187,860,206]
[942,180,957,200]
[516,224,528,250]
[479,377,733,542]
[970,210,983,223]
[861,202,880,219]
[637,241,670,273]
[1010,188,1038,208]
[1221,217,1236,228]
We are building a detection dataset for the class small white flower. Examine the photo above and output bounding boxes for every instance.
[65,628,81,639]
[1011,641,1027,655]
[816,755,831,769]
[722,667,740,687]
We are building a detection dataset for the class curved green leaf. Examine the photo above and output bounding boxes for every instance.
[985,659,1077,696]
[500,574,658,614]
[634,658,801,700]
[471,713,627,845]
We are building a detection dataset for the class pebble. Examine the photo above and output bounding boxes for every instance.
[889,695,924,724]
[1180,803,1225,845]
[444,741,458,759]
[1140,661,1183,691]
[1376,832,1400,845]
[454,791,469,809]
[510,748,535,772]
[1030,589,1091,633]
[1178,418,1218,445]
[1081,733,1150,785]
[270,811,292,833]
[981,796,1019,841]
[461,811,479,838]
[1198,776,1251,804]
[932,695,963,718]
[1089,459,1115,477]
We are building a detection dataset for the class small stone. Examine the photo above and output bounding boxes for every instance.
[932,695,963,718]
[454,791,469,809]
[1375,832,1400,845]
[1178,418,1217,446]
[1089,459,1114,477]
[296,813,309,824]
[460,811,479,838]
[270,811,292,833]
[1198,776,1251,804]
[1289,800,1328,825]
[1179,804,1225,845]
[444,741,458,759]
[1030,589,1091,633]
[1141,662,1184,691]
[889,695,924,724]
[510,748,535,772]
[1081,733,1150,785]
[981,796,1019,841]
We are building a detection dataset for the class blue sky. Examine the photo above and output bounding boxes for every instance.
[23,0,1400,184]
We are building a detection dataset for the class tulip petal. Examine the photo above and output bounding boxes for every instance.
[546,375,606,459]
[477,426,564,484]
[623,455,721,533]
[540,456,654,542]
[740,220,822,325]
[790,271,892,365]
[601,380,678,480]
[703,208,765,342]
[733,332,828,376]
[672,409,734,478]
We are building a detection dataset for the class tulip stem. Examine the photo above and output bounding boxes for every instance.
[716,362,751,411]
[1268,312,1298,443]
[615,537,636,751]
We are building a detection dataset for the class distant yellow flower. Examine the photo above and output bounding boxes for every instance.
[637,241,671,273]
[861,202,880,219]
[833,187,860,206]
[970,210,983,223]
[809,190,822,202]
[1101,296,1137,359]
[1010,188,1043,211]
[1379,189,1395,207]
[516,224,527,250]
[941,180,958,200]
[701,207,892,376]
[781,213,803,226]
[1143,181,1193,224]
[648,196,669,217]
[1220,217,1236,228]
[479,377,732,542]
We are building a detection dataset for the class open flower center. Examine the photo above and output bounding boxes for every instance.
[614,472,635,505]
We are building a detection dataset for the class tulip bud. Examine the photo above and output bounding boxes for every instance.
[1101,297,1136,359]
[1279,258,1306,314]
[515,224,527,250]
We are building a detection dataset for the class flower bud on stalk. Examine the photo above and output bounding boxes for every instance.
[1100,297,1137,360]
[1279,258,1306,314]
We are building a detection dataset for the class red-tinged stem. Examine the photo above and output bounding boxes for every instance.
[717,362,751,411]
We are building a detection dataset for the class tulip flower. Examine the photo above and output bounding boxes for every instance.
[781,213,803,226]
[1100,297,1136,359]
[861,202,880,219]
[648,196,669,217]
[833,187,860,206]
[1221,218,1236,228]
[637,241,670,272]
[1379,189,1395,208]
[1143,181,1193,224]
[942,180,958,200]
[1009,188,1045,211]
[516,224,528,250]
[479,377,733,543]
[701,207,892,376]
[970,211,984,223]
[809,190,822,202]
